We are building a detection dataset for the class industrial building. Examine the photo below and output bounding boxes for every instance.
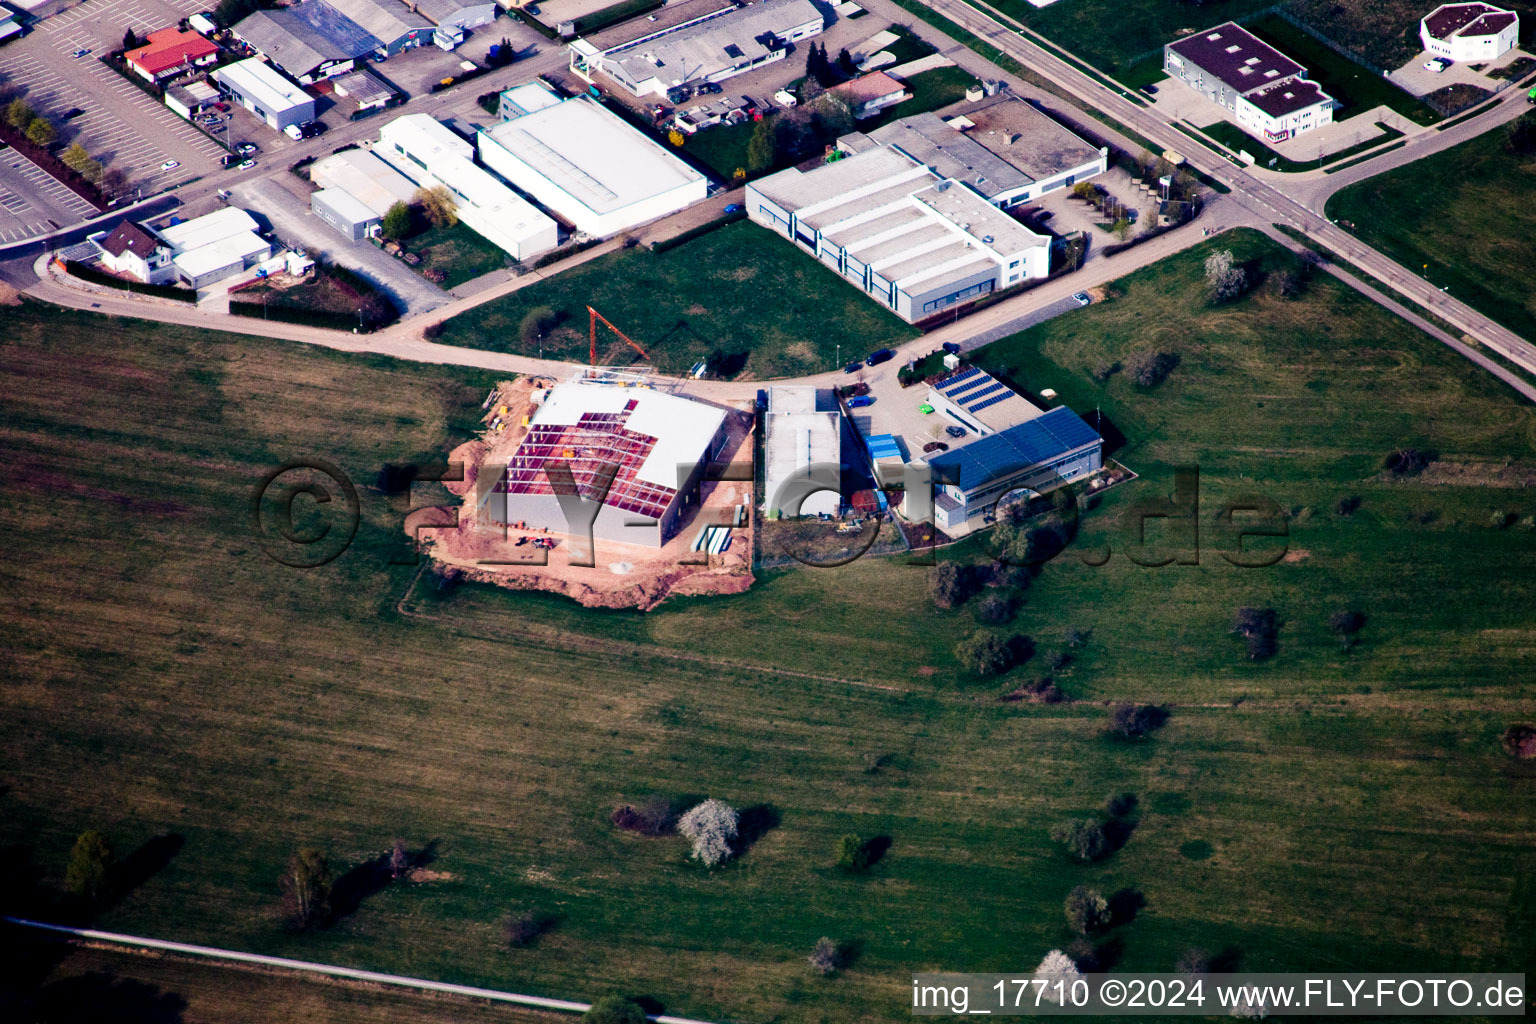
[492,382,729,548]
[1420,3,1519,61]
[309,148,418,216]
[407,0,499,31]
[165,80,221,120]
[496,81,564,120]
[325,0,432,55]
[213,58,316,130]
[922,365,1103,532]
[1164,22,1334,142]
[232,3,379,82]
[312,188,384,240]
[124,27,221,82]
[330,68,396,112]
[747,146,1051,323]
[851,94,1108,208]
[567,0,824,97]
[477,94,707,238]
[157,208,273,289]
[376,113,558,260]
[925,364,1044,437]
[764,387,844,518]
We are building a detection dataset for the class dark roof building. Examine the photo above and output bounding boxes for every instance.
[1166,22,1300,94]
[99,221,163,259]
[233,3,380,81]
[1420,3,1519,61]
[1163,21,1334,142]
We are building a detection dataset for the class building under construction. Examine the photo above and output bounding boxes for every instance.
[490,377,729,548]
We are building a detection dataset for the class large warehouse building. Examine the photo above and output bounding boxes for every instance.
[851,94,1108,209]
[764,387,844,518]
[213,58,317,129]
[375,113,558,261]
[1164,22,1334,142]
[233,3,380,82]
[567,0,824,97]
[747,146,1051,323]
[477,94,707,238]
[922,365,1103,533]
[492,383,729,548]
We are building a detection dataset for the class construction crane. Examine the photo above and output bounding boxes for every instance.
[588,305,650,366]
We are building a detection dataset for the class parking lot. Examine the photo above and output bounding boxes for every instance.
[0,0,226,239]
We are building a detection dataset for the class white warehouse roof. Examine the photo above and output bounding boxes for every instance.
[380,112,473,163]
[764,386,841,516]
[534,383,727,490]
[213,58,311,114]
[310,149,418,217]
[479,97,704,219]
[157,207,263,253]
[314,187,379,224]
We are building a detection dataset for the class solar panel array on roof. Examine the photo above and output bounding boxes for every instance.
[968,391,1014,414]
[928,406,1100,491]
[938,365,980,392]
[958,381,1005,408]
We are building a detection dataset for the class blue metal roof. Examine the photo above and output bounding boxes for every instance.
[287,1,381,57]
[927,407,1100,492]
[868,433,902,459]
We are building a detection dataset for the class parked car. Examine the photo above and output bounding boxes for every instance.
[283,123,303,140]
[160,160,180,171]
[667,86,691,104]
[220,153,239,168]
[922,441,949,453]
[941,341,961,354]
[1141,84,1157,95]
[300,121,325,139]
[237,159,255,169]
[214,102,231,112]
[72,48,90,58]
[236,142,258,155]
[1072,291,1092,306]
[847,395,875,408]
[61,107,86,121]
[723,202,743,214]
[210,125,225,134]
[524,3,539,12]
[945,425,967,438]
[865,348,895,366]
[843,362,862,374]
[1424,57,1450,73]
[696,81,722,95]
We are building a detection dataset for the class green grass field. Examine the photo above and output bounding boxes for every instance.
[1287,0,1536,70]
[1327,112,1536,342]
[1,226,1534,1022]
[433,221,918,378]
[407,222,511,290]
[995,0,1280,73]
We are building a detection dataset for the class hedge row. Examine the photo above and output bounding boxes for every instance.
[64,260,197,302]
[572,0,662,34]
[230,301,371,331]
[529,237,602,269]
[648,209,746,253]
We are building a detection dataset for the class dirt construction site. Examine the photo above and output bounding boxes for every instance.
[407,376,758,611]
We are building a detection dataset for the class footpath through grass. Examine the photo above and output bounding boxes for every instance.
[2,231,1535,1023]
[434,220,917,378]
[1326,112,1536,341]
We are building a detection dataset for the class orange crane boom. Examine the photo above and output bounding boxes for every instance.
[588,306,650,366]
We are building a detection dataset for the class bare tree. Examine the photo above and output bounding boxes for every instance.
[281,847,332,929]
[388,838,409,880]
[808,936,844,975]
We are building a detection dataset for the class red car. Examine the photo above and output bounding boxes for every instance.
[214,102,231,112]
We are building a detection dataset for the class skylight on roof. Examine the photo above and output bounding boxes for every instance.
[1207,32,1221,40]
[1245,56,1260,64]
[1225,44,1241,53]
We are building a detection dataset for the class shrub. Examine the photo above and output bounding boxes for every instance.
[1231,607,1279,661]
[677,798,738,867]
[381,200,412,240]
[518,305,558,349]
[1384,448,1433,477]
[808,936,844,975]
[1176,946,1214,975]
[1004,677,1066,704]
[1501,724,1536,759]
[954,630,1017,676]
[1328,610,1365,649]
[64,829,115,904]
[1050,818,1107,863]
[612,793,676,836]
[835,833,868,870]
[280,847,331,929]
[583,996,648,1024]
[1334,495,1361,516]
[1106,702,1168,739]
[503,907,553,948]
[1204,248,1248,304]
[973,593,1014,625]
[1104,791,1138,818]
[1128,349,1180,388]
[1064,627,1091,648]
[932,561,975,609]
[1064,885,1110,934]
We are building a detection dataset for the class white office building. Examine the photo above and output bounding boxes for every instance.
[213,58,317,131]
[157,208,273,289]
[375,113,558,261]
[1420,3,1519,62]
[477,95,707,238]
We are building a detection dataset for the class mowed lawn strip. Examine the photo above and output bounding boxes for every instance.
[0,257,1533,1024]
[1326,112,1536,341]
[434,220,918,377]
